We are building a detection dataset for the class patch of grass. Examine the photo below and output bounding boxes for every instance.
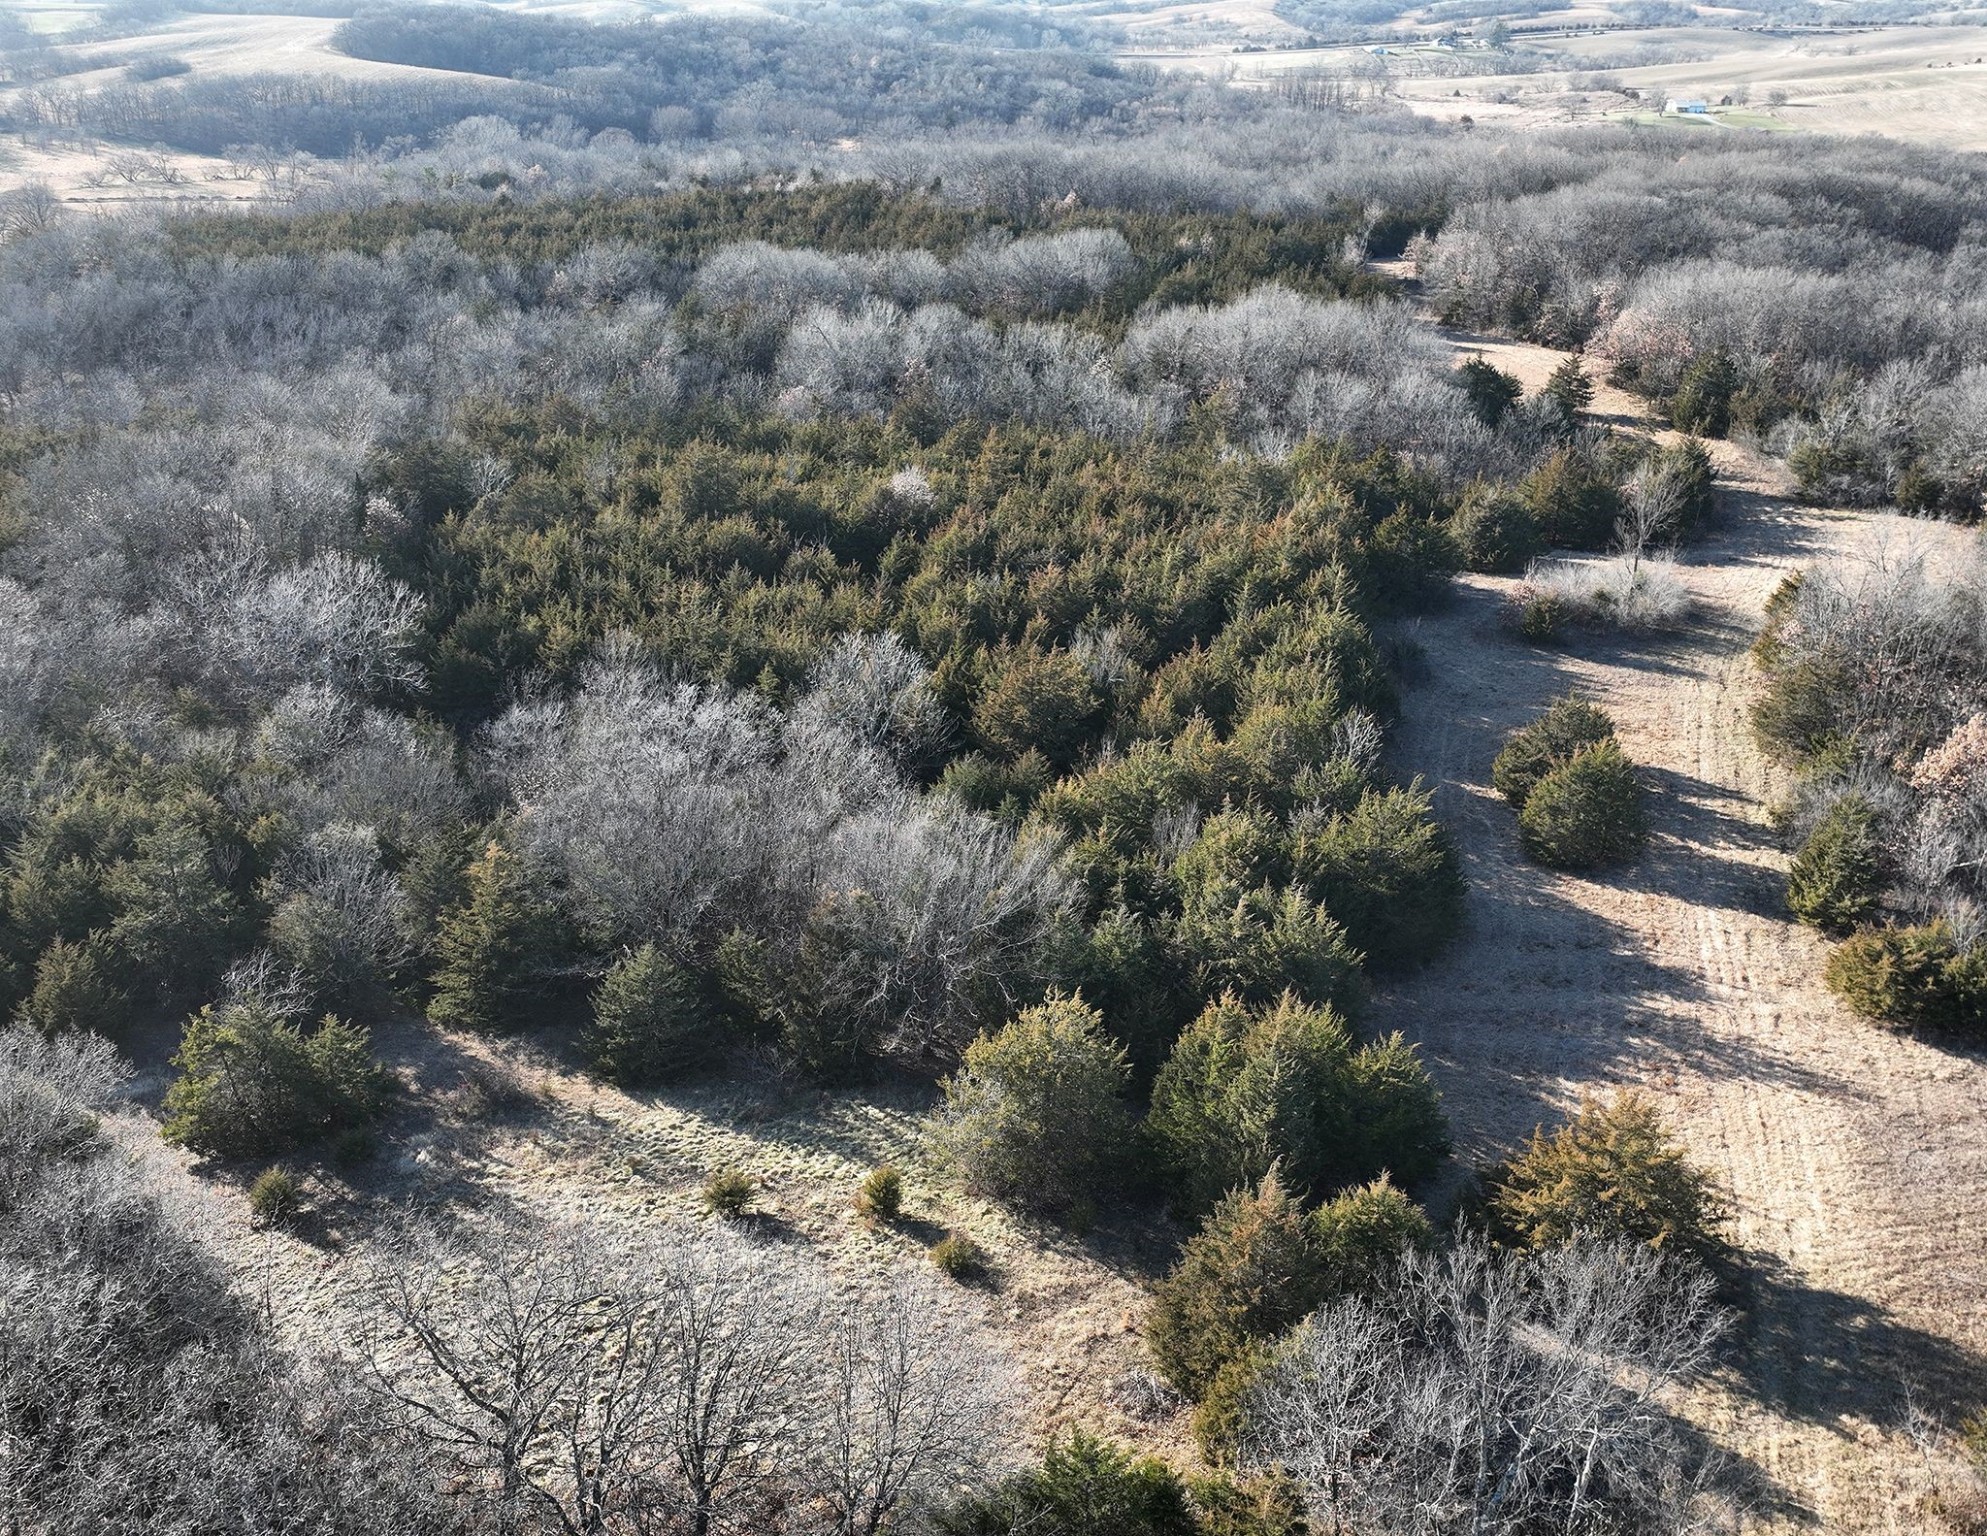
[330,1125,379,1170]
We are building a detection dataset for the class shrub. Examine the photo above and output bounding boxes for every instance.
[1289,785,1465,972]
[937,1433,1197,1536]
[857,1163,904,1221]
[1065,904,1185,1081]
[104,823,248,1002]
[1964,1410,1987,1476]
[1343,1035,1451,1185]
[581,944,719,1087]
[1455,357,1523,428]
[1310,1175,1434,1293]
[1146,1172,1325,1399]
[1488,1093,1727,1263]
[1187,1470,1307,1536]
[1669,351,1739,437]
[1147,993,1446,1218]
[701,1166,757,1218]
[1172,883,1365,1016]
[1787,795,1887,934]
[1521,447,1620,549]
[426,839,564,1034]
[248,1167,303,1227]
[1646,437,1716,537]
[162,1000,389,1161]
[930,1232,988,1281]
[1517,556,1692,633]
[1753,656,1856,764]
[1516,592,1569,642]
[1492,696,1617,807]
[14,937,127,1037]
[1451,485,1542,574]
[1192,1349,1269,1465]
[1824,922,1985,1036]
[1363,510,1461,611]
[973,647,1101,769]
[1518,742,1648,869]
[931,994,1132,1219]
[1171,806,1288,900]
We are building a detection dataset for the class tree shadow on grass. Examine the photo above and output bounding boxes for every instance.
[1726,1250,1987,1434]
[1374,850,1870,1166]
[1585,765,1787,921]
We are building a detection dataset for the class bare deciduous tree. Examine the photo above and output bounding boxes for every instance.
[1243,1235,1733,1536]
[361,1219,1014,1535]
[809,1278,1018,1536]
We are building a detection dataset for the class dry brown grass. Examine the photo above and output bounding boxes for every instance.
[127,1017,1193,1460]
[1366,324,1987,1532]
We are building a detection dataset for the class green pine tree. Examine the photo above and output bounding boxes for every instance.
[1545,353,1596,420]
[426,839,561,1033]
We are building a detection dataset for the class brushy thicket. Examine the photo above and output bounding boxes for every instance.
[1755,538,1987,1041]
[1492,698,1648,870]
[1145,1170,1432,1403]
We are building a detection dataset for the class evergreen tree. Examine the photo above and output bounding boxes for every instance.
[14,936,127,1037]
[932,993,1132,1220]
[426,839,562,1033]
[1147,1171,1325,1399]
[1147,992,1446,1218]
[1545,353,1595,419]
[1455,356,1523,428]
[582,943,720,1086]
[1489,1092,1728,1262]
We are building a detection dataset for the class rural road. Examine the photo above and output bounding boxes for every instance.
[1369,341,1987,1530]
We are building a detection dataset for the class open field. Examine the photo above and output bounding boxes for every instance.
[1124,21,1987,150]
[123,1017,1198,1460]
[5,0,1986,208]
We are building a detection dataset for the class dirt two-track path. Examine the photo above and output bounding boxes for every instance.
[1371,328,1987,1531]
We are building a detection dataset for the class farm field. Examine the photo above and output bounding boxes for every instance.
[1123,21,1987,150]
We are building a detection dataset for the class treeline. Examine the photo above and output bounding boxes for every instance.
[162,181,1400,315]
[0,193,1493,471]
[13,71,574,157]
[5,2,1155,156]
[1414,134,1987,516]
